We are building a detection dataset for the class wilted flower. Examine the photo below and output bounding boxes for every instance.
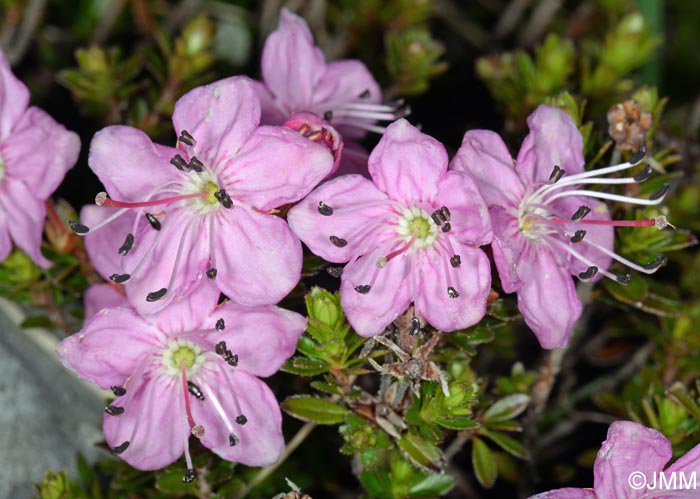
[528,420,700,499]
[0,50,80,267]
[253,9,408,171]
[57,287,305,479]
[71,76,334,313]
[452,105,669,349]
[607,99,652,152]
[289,119,492,337]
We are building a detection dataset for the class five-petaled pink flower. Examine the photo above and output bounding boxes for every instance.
[528,420,700,499]
[0,49,80,267]
[253,9,407,172]
[288,119,493,337]
[73,76,334,314]
[451,105,668,349]
[57,285,305,480]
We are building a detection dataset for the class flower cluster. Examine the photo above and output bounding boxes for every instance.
[3,6,671,485]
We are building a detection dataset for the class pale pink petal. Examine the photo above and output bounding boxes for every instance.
[527,489,596,499]
[551,195,614,278]
[451,129,524,208]
[223,125,333,211]
[104,375,186,470]
[261,8,325,115]
[88,126,178,201]
[315,59,382,140]
[150,282,221,335]
[251,80,287,126]
[415,245,491,332]
[56,307,164,390]
[213,206,302,306]
[434,171,492,245]
[172,76,260,164]
[192,370,284,467]
[517,247,582,349]
[0,50,30,139]
[368,119,448,203]
[2,107,79,198]
[0,178,50,267]
[516,106,585,185]
[84,284,129,320]
[119,209,211,315]
[666,443,700,474]
[200,302,305,377]
[282,113,343,174]
[340,247,412,337]
[594,421,672,499]
[287,174,392,263]
[0,208,10,262]
[490,206,526,294]
[81,205,135,281]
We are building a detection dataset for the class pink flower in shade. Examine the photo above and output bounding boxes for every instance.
[451,105,669,349]
[528,421,700,499]
[70,76,334,314]
[253,9,408,171]
[57,285,305,480]
[288,119,492,337]
[0,50,80,267]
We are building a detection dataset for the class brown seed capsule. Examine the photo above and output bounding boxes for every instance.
[607,99,652,152]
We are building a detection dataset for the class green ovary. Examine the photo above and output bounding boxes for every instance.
[172,346,198,369]
[409,217,432,239]
[203,181,219,204]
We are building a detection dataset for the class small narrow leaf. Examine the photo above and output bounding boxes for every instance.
[407,472,455,497]
[397,433,446,472]
[281,357,329,376]
[482,430,528,459]
[471,437,497,488]
[483,394,530,423]
[282,395,349,424]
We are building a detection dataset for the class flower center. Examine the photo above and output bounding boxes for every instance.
[517,197,552,241]
[161,338,206,377]
[397,207,438,249]
[179,170,226,214]
[0,153,5,182]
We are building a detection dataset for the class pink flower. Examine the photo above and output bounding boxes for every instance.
[57,286,305,478]
[528,420,700,499]
[283,112,344,173]
[71,76,334,314]
[0,50,80,267]
[288,119,492,337]
[253,9,407,170]
[451,105,668,349]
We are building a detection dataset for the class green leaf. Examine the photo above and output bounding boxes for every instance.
[281,357,329,376]
[396,433,445,472]
[471,437,497,488]
[155,469,196,493]
[310,380,342,396]
[481,430,528,459]
[282,395,349,424]
[407,473,455,497]
[483,394,530,423]
[434,417,478,430]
